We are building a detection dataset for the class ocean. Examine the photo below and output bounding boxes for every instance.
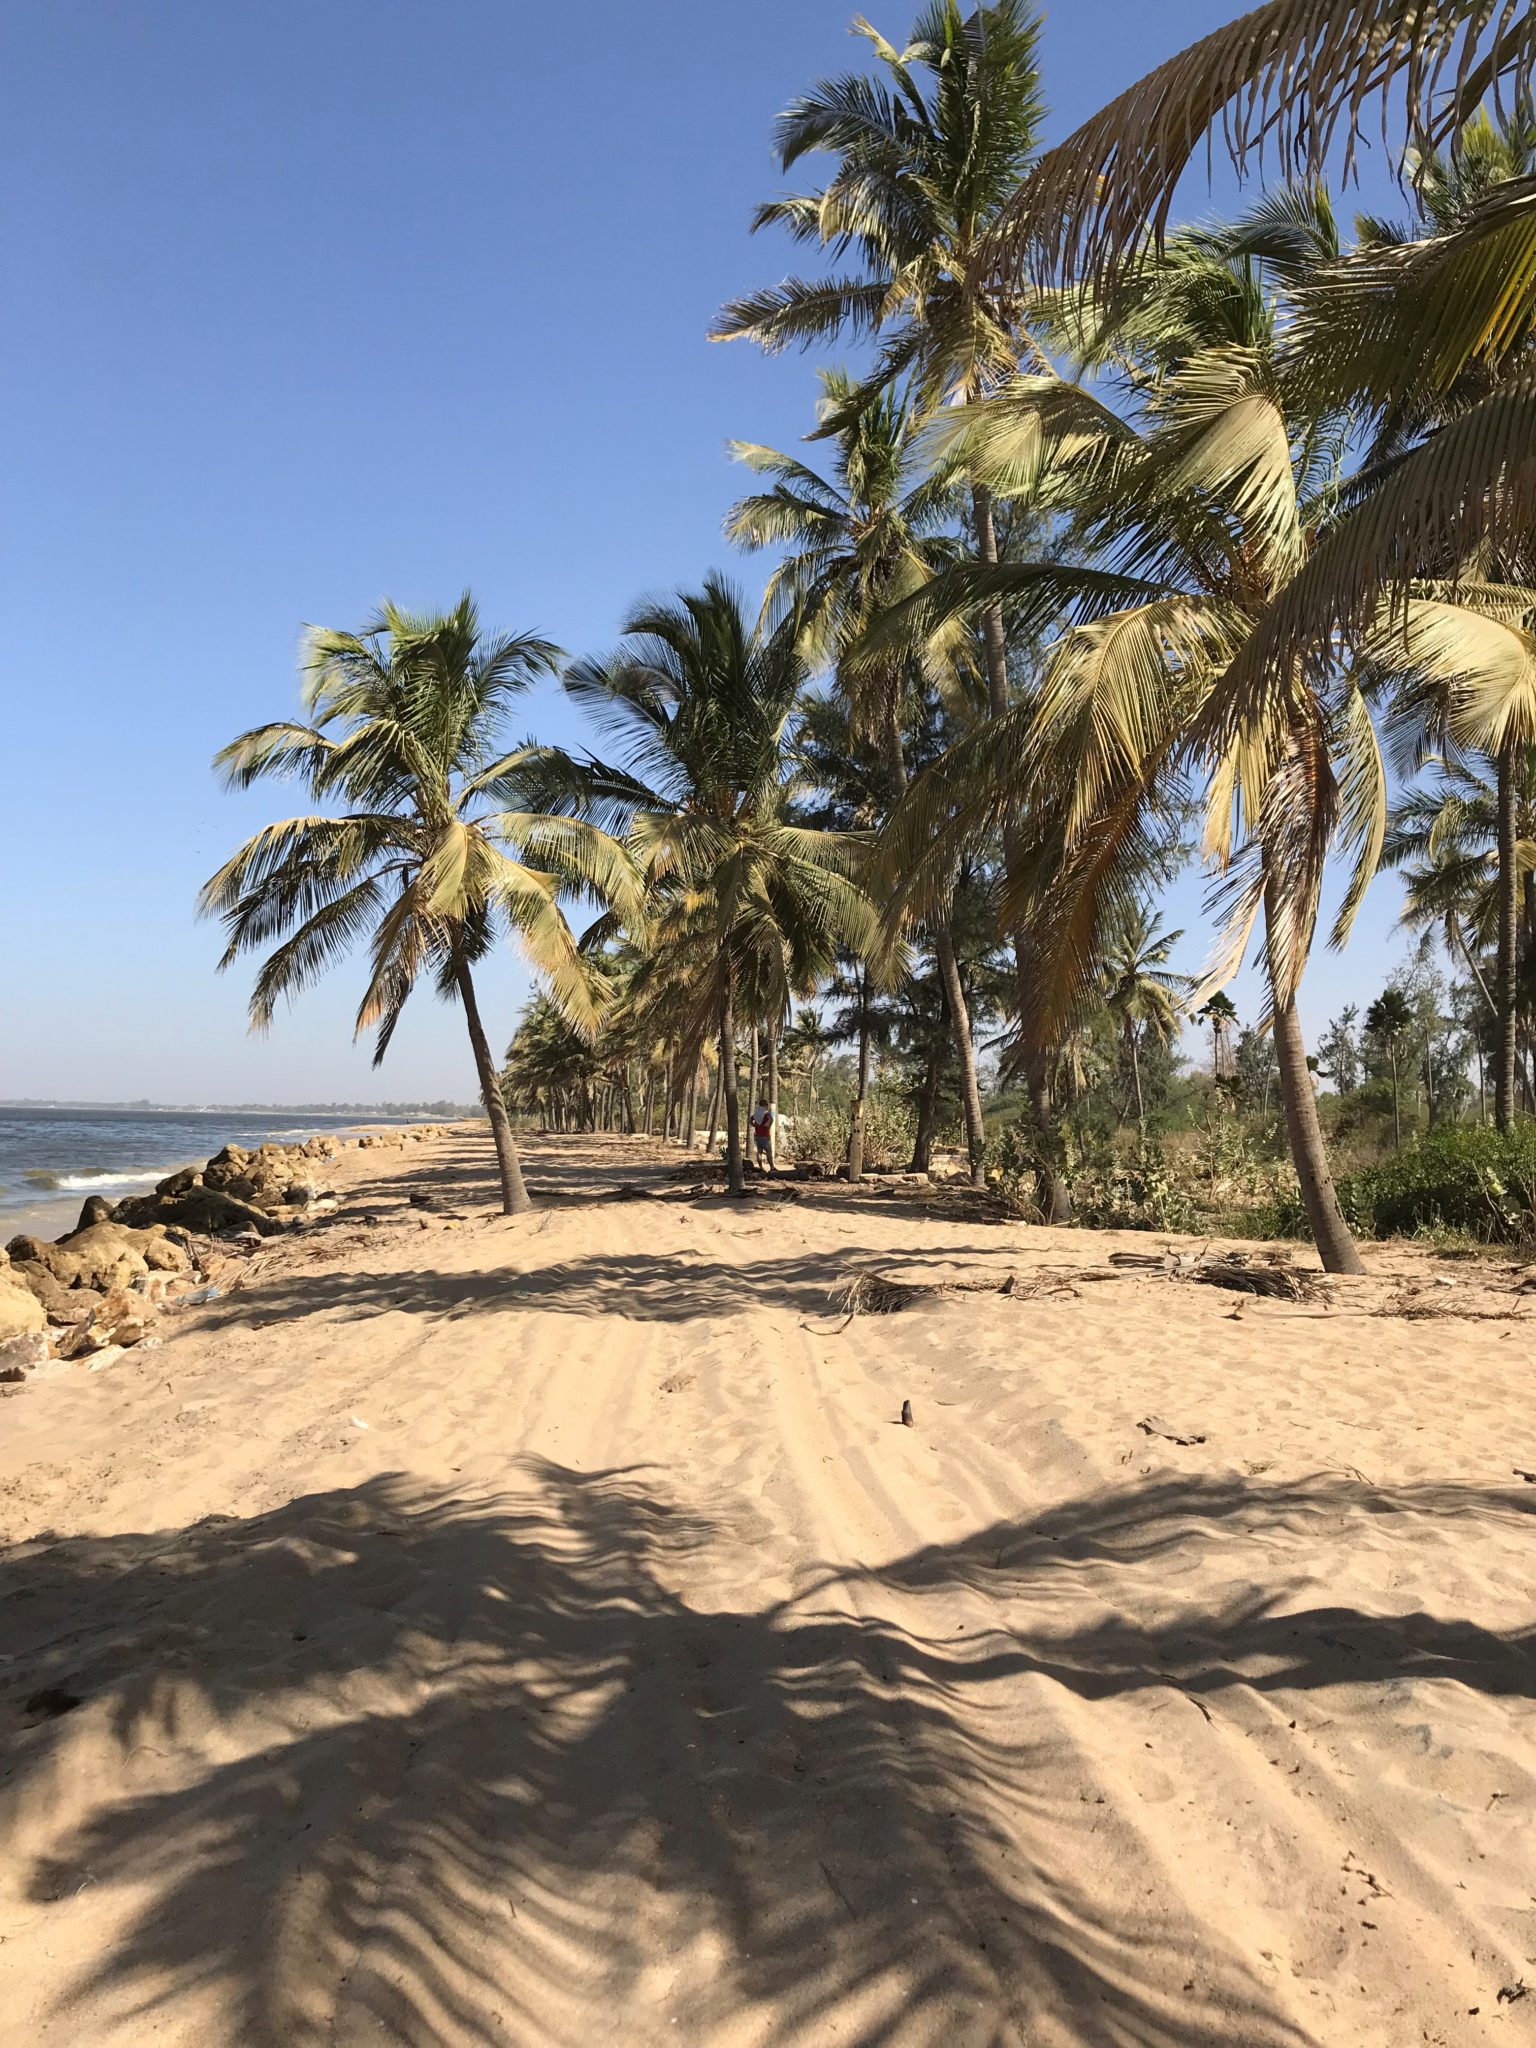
[0,1105,425,1242]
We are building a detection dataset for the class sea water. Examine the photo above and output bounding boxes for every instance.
[0,1105,419,1241]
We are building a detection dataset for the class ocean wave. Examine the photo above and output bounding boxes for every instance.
[12,1165,173,1199]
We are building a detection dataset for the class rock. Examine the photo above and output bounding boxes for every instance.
[154,1166,202,1198]
[54,1222,190,1293]
[12,1260,99,1324]
[75,1194,117,1229]
[0,1255,47,1339]
[59,1286,159,1357]
[0,1330,51,1376]
[282,1181,316,1207]
[115,1187,282,1237]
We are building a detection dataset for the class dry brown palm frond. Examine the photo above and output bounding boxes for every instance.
[992,0,1536,287]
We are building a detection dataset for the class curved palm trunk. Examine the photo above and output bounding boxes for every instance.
[1262,883,1361,1274]
[721,983,745,1196]
[1495,739,1519,1133]
[454,959,531,1217]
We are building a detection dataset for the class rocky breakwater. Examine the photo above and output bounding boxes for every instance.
[0,1125,454,1387]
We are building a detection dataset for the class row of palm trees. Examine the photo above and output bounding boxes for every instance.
[202,0,1536,1272]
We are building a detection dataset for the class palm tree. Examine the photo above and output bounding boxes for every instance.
[1097,904,1190,1134]
[1364,987,1414,1148]
[200,596,638,1216]
[559,577,882,1195]
[998,0,1532,286]
[1195,989,1238,1081]
[715,0,1064,1198]
[881,213,1379,1271]
[727,374,990,1184]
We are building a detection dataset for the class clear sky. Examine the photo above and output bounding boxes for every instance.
[0,0,1413,1104]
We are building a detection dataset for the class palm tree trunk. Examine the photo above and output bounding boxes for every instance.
[1496,739,1519,1132]
[454,959,531,1216]
[721,986,745,1196]
[971,482,1010,720]
[748,1029,760,1112]
[1264,894,1361,1273]
[1390,1046,1401,1149]
[767,1030,780,1170]
[848,998,871,1185]
[684,1068,698,1153]
[882,704,987,1189]
[706,1052,722,1156]
[1130,1027,1146,1137]
[933,926,987,1187]
[909,1035,944,1173]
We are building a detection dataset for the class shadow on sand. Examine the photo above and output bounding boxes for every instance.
[3,1464,1531,2044]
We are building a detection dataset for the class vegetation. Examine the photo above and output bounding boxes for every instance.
[200,597,636,1214]
[209,3,1536,1250]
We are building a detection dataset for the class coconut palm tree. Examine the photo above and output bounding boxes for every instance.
[1195,989,1239,1081]
[727,375,991,1183]
[713,0,1047,721]
[558,577,883,1195]
[879,216,1381,1270]
[1364,986,1415,1147]
[200,596,639,1216]
[1097,904,1190,1133]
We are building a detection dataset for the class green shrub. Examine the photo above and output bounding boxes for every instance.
[1337,1125,1536,1243]
[786,1087,914,1172]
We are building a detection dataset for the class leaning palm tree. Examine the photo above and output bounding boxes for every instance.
[200,596,639,1216]
[879,217,1380,1270]
[1097,904,1191,1133]
[727,373,991,1183]
[558,577,883,1195]
[994,5,1536,852]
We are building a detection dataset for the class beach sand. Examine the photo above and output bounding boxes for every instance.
[1,1129,1533,2046]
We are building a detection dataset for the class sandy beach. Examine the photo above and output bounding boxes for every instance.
[1,1127,1533,2046]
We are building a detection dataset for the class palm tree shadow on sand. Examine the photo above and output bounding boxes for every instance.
[3,1464,1532,2047]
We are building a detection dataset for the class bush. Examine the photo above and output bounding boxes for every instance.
[786,1088,914,1172]
[1337,1125,1536,1243]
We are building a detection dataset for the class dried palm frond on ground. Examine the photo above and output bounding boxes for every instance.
[1108,1248,1328,1300]
[816,1266,1084,1331]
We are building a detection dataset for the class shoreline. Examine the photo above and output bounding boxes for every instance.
[1,1129,1532,2046]
[0,1116,485,1249]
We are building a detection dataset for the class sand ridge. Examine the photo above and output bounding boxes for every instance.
[1,1130,1533,2045]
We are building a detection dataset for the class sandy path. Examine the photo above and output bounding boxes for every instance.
[1,1131,1533,2047]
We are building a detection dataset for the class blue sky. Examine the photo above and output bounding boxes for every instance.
[0,0,1414,1103]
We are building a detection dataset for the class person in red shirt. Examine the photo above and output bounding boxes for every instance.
[748,1098,775,1173]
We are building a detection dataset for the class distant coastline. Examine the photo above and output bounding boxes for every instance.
[0,1098,479,1116]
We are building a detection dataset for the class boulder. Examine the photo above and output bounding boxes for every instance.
[54,1222,190,1292]
[7,1234,84,1286]
[116,1185,282,1237]
[12,1259,99,1324]
[154,1166,202,1199]
[59,1286,158,1357]
[75,1195,117,1230]
[0,1254,47,1340]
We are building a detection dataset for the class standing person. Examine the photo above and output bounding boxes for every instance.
[749,1097,775,1174]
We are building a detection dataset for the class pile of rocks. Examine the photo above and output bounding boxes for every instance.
[0,1215,193,1375]
[0,1122,457,1382]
